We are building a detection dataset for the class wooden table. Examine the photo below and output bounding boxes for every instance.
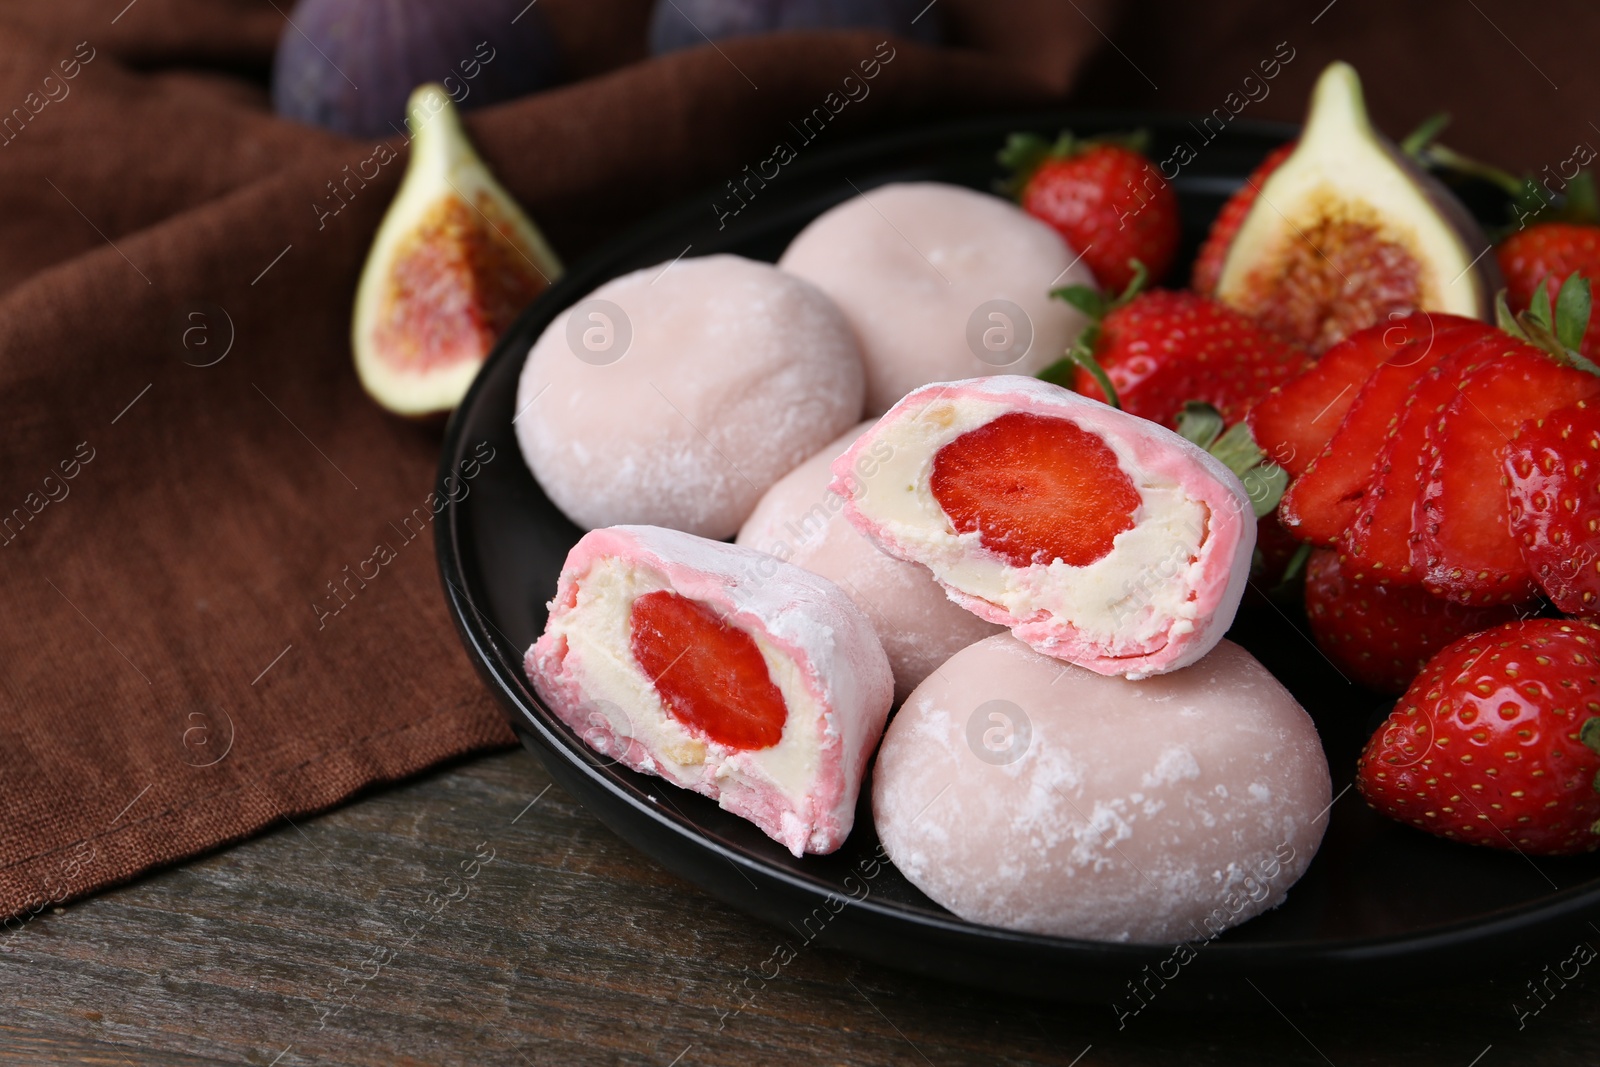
[4,747,1599,1066]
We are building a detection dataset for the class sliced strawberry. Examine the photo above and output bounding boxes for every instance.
[1506,399,1600,614]
[930,411,1141,568]
[1420,351,1600,603]
[1338,337,1505,583]
[1249,313,1481,477]
[1278,319,1490,544]
[630,590,787,750]
[1305,548,1523,693]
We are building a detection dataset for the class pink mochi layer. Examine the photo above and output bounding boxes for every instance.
[828,376,1256,679]
[525,525,893,855]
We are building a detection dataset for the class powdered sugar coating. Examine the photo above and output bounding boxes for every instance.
[737,420,1003,702]
[526,525,893,855]
[873,634,1330,942]
[778,182,1094,413]
[516,254,866,539]
[830,375,1255,678]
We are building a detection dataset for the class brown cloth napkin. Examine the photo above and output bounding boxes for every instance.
[0,0,1110,920]
[4,0,1594,922]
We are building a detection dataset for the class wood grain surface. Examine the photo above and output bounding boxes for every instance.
[3,748,1599,1066]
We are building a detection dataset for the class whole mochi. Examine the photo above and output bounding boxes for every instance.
[873,634,1331,943]
[737,420,1003,702]
[515,254,866,538]
[778,182,1095,413]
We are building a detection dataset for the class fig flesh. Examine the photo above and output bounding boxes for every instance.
[1215,62,1498,352]
[353,86,562,418]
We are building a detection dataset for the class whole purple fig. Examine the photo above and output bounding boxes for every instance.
[649,0,941,55]
[272,0,561,138]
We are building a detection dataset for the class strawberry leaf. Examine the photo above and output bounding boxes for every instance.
[1201,418,1287,519]
[995,132,1056,198]
[1581,716,1600,758]
[1526,277,1554,334]
[1496,290,1525,338]
[1175,401,1224,450]
[1051,285,1107,319]
[1278,541,1313,586]
[1062,343,1120,409]
[1116,260,1149,307]
[1556,273,1593,353]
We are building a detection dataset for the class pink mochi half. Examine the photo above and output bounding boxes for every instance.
[525,525,893,856]
[828,375,1256,679]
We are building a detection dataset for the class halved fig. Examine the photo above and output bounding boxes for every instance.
[1215,62,1498,352]
[353,84,562,417]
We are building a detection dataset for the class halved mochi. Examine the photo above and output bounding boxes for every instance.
[829,376,1254,679]
[525,525,893,855]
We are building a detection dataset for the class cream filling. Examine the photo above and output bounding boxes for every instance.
[550,556,826,798]
[854,396,1210,649]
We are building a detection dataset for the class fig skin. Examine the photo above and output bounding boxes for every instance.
[1215,62,1500,352]
[352,86,562,419]
[272,0,562,138]
[649,0,941,54]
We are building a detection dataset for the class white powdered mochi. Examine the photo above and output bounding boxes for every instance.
[873,634,1331,943]
[737,420,1002,702]
[516,254,866,539]
[778,182,1094,413]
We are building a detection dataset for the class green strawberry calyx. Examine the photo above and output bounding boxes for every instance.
[1580,717,1600,800]
[1173,401,1288,520]
[1496,273,1600,377]
[1037,259,1149,402]
[996,128,1153,200]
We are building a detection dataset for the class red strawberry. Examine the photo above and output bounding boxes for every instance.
[1192,141,1296,297]
[1499,218,1600,359]
[1000,131,1180,291]
[1505,398,1600,614]
[1304,548,1522,693]
[1418,343,1600,604]
[1339,335,1506,583]
[630,591,787,750]
[1250,313,1483,479]
[1278,318,1492,545]
[1356,618,1600,856]
[1047,278,1312,430]
[930,411,1142,569]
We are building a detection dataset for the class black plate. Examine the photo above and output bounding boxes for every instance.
[436,112,1600,1006]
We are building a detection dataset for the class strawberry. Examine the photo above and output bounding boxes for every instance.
[1497,173,1600,357]
[1339,335,1508,583]
[630,591,787,750]
[1505,398,1600,615]
[1191,141,1296,296]
[1250,312,1483,478]
[1044,270,1313,431]
[1278,318,1493,545]
[930,411,1142,568]
[1418,348,1600,605]
[1356,618,1600,856]
[1415,279,1600,604]
[1304,548,1522,693]
[999,130,1180,291]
